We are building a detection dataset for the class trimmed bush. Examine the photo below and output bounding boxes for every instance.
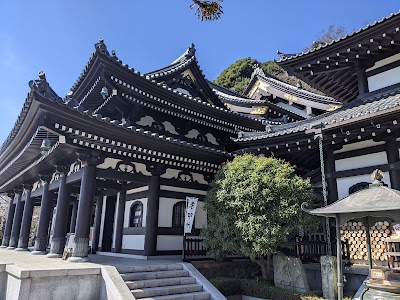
[209,277,242,296]
[211,277,351,300]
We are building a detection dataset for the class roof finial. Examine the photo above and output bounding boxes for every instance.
[185,43,196,58]
[370,169,384,187]
[95,38,109,55]
[251,63,265,79]
[38,71,46,81]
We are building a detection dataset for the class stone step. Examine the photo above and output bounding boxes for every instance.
[132,283,203,298]
[126,276,196,289]
[139,291,211,300]
[121,270,189,281]
[117,264,183,274]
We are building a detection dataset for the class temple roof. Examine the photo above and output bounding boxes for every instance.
[244,67,342,109]
[277,11,400,103]
[235,85,400,142]
[64,40,266,133]
[145,44,225,108]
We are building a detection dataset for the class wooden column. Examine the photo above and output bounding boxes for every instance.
[114,189,127,253]
[144,166,164,256]
[0,193,16,248]
[69,198,78,233]
[385,139,400,190]
[48,167,71,257]
[325,148,339,205]
[8,191,24,249]
[17,186,34,250]
[70,153,101,260]
[33,175,53,254]
[91,196,103,253]
[355,61,369,96]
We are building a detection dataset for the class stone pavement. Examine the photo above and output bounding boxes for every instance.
[0,248,179,271]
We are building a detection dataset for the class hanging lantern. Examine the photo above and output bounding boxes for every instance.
[100,86,109,99]
[40,138,52,156]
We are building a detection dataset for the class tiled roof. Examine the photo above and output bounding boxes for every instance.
[246,72,340,105]
[277,10,400,62]
[236,87,400,141]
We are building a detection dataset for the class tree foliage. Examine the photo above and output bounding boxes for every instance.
[202,155,314,279]
[190,0,223,21]
[214,58,284,94]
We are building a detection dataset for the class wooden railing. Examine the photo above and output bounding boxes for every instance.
[182,234,350,263]
[182,236,207,261]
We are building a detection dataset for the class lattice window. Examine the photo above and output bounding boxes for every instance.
[129,201,143,227]
[172,201,186,227]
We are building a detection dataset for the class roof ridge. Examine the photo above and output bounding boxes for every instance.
[278,10,400,62]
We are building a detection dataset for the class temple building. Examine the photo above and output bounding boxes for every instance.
[0,11,399,264]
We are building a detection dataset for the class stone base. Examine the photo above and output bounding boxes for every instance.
[72,237,89,258]
[33,237,48,252]
[46,253,62,258]
[31,250,48,255]
[17,236,29,250]
[1,236,10,247]
[15,247,29,252]
[49,237,66,255]
[67,256,90,263]
[0,246,7,249]
[6,247,15,250]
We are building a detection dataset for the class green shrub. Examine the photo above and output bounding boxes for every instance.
[211,277,352,300]
[209,277,242,296]
[229,264,262,279]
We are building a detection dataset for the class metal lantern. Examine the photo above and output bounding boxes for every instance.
[100,86,109,99]
[40,138,52,156]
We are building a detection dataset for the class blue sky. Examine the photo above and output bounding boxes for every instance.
[0,1,398,144]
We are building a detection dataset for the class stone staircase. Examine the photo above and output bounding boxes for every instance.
[118,264,211,300]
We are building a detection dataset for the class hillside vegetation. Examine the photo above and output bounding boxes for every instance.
[214,58,324,95]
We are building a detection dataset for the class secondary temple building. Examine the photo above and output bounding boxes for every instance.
[0,11,400,263]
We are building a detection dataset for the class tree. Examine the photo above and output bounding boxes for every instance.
[308,25,347,50]
[190,0,223,21]
[201,154,314,280]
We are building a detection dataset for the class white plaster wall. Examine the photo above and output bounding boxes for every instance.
[334,140,384,154]
[98,195,107,248]
[158,198,184,227]
[157,235,183,251]
[124,198,148,228]
[122,235,145,250]
[336,172,391,200]
[335,151,387,172]
[367,53,400,71]
[194,201,207,229]
[368,66,400,92]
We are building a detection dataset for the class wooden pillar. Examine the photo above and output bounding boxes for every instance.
[355,61,369,96]
[114,189,127,253]
[48,167,71,257]
[0,194,16,248]
[33,176,53,254]
[144,166,164,256]
[91,196,103,253]
[69,198,78,233]
[17,186,34,250]
[70,153,101,260]
[8,191,24,249]
[325,149,339,205]
[385,139,400,190]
